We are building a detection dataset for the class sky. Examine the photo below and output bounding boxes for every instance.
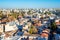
[0,0,60,8]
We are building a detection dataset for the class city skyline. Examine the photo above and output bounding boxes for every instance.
[0,0,60,8]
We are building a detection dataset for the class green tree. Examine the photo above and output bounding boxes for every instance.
[50,21,57,31]
[29,25,38,34]
[0,11,3,18]
[44,11,51,15]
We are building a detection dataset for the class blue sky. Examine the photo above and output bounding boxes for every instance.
[0,0,60,8]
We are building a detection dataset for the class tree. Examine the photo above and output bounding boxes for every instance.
[44,11,51,15]
[27,10,33,15]
[29,25,38,34]
[0,11,3,18]
[50,21,57,31]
